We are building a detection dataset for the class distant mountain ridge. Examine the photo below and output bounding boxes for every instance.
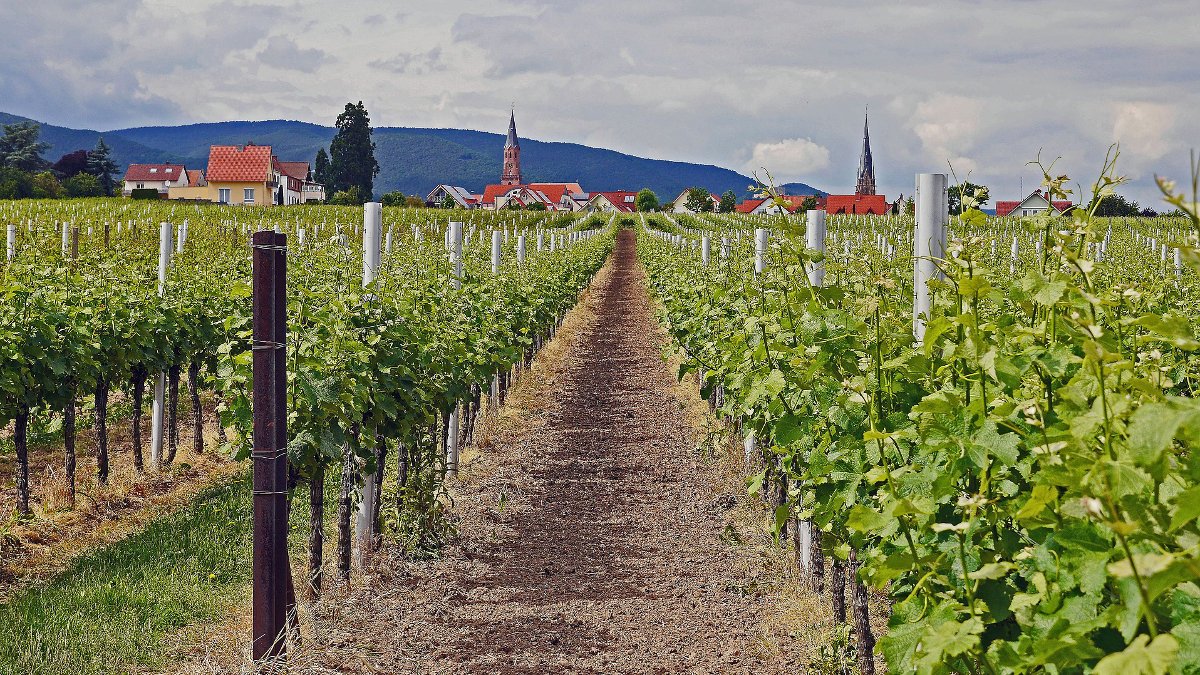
[0,112,826,200]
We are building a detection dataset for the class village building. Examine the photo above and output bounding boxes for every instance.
[166,144,323,205]
[586,191,639,213]
[995,190,1073,217]
[736,194,827,215]
[122,164,190,197]
[430,110,595,211]
[670,188,721,213]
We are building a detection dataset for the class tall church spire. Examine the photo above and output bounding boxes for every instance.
[501,107,522,185]
[855,108,876,196]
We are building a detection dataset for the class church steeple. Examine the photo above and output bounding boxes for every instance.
[501,108,522,185]
[855,108,876,196]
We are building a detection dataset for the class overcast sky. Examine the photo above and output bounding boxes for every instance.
[3,0,1197,205]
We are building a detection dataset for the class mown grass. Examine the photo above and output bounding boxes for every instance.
[0,473,254,675]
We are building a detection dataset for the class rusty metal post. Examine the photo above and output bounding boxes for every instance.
[252,230,290,661]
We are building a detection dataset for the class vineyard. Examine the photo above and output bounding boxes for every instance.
[641,165,1200,673]
[1,162,1199,673]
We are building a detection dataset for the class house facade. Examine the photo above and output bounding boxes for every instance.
[167,144,324,205]
[122,164,189,197]
[586,191,638,213]
[995,191,1073,217]
[670,188,721,213]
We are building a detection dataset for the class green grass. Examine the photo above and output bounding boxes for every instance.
[0,474,254,675]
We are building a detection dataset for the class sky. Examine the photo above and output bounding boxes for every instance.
[2,0,1198,206]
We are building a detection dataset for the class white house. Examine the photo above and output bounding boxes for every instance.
[123,164,189,196]
[427,185,479,209]
[670,188,719,213]
[996,191,1074,218]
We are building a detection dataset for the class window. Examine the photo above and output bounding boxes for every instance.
[136,183,144,189]
[149,168,157,173]
[244,188,255,204]
[218,188,231,204]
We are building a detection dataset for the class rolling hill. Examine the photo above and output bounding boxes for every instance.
[2,112,825,200]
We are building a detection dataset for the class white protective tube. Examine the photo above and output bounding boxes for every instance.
[355,203,384,552]
[913,174,948,342]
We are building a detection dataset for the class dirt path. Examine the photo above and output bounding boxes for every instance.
[214,228,804,674]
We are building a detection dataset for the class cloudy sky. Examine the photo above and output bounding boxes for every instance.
[3,0,1197,205]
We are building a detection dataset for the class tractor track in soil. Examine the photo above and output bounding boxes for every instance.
[284,228,802,674]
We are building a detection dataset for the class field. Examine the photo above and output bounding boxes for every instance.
[1,180,1199,674]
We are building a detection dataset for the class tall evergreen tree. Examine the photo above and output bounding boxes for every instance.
[86,137,119,197]
[313,147,331,188]
[0,122,50,173]
[328,102,379,202]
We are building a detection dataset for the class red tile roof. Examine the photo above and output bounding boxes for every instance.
[824,194,890,215]
[592,191,638,212]
[206,145,273,183]
[995,192,1074,217]
[186,169,205,186]
[276,161,310,182]
[124,164,187,182]
[528,182,584,205]
[736,198,766,213]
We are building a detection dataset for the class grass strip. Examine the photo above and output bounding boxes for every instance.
[0,473,253,675]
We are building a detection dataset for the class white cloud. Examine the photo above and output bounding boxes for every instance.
[1112,101,1176,165]
[0,0,1197,204]
[743,138,831,180]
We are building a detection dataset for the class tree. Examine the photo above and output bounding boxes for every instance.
[63,173,103,198]
[684,187,714,213]
[798,196,819,213]
[440,194,456,209]
[86,137,119,197]
[718,190,737,213]
[327,186,363,205]
[0,167,34,199]
[404,195,424,208]
[328,102,379,202]
[0,122,50,173]
[947,182,989,215]
[1094,193,1141,217]
[31,171,62,198]
[525,202,547,211]
[52,150,91,178]
[662,202,675,212]
[380,191,406,206]
[313,147,331,187]
[635,188,659,212]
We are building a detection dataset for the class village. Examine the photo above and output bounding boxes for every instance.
[116,109,1077,219]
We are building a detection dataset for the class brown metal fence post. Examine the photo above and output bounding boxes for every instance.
[252,230,290,661]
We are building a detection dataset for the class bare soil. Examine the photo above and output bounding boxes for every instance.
[235,228,809,674]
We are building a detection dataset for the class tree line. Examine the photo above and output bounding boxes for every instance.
[0,122,118,199]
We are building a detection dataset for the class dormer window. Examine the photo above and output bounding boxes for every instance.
[149,168,157,173]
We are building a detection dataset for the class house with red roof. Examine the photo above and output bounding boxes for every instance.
[670,188,721,213]
[167,144,324,205]
[737,194,826,215]
[586,191,639,213]
[995,190,1073,217]
[122,164,190,197]
[824,194,891,215]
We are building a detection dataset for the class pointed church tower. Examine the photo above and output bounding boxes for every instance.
[855,109,876,196]
[501,109,523,186]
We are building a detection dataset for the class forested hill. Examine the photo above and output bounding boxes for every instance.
[1,112,825,199]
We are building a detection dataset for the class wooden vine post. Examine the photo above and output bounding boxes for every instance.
[251,229,291,661]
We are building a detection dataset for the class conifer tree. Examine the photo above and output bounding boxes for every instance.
[328,102,379,203]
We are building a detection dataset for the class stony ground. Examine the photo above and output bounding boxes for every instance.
[241,229,805,674]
